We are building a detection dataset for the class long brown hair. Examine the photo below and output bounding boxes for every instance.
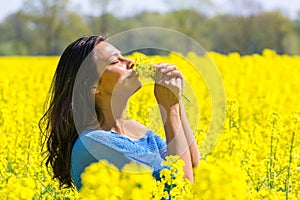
[39,36,105,188]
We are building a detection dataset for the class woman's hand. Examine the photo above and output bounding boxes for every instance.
[154,63,184,109]
[154,63,195,182]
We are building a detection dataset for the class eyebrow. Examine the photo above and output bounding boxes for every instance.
[111,51,122,57]
[104,51,122,61]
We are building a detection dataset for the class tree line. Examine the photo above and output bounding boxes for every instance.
[0,0,300,55]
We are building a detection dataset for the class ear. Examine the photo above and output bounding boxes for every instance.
[92,86,101,94]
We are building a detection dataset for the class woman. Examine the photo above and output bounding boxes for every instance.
[39,35,200,190]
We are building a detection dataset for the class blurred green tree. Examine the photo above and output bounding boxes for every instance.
[252,11,292,54]
[22,0,69,54]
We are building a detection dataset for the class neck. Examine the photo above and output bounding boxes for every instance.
[98,93,130,134]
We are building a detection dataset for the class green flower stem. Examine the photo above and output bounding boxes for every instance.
[182,93,191,103]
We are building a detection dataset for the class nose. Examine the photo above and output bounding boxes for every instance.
[125,58,135,69]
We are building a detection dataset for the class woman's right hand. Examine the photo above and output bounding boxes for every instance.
[153,63,183,110]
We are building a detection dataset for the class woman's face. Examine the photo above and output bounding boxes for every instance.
[94,42,141,96]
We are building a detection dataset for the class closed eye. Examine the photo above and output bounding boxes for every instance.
[110,60,120,65]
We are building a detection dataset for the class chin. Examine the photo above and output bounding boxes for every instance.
[128,80,142,95]
[132,82,142,94]
[114,79,142,97]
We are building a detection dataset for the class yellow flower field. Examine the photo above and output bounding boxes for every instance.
[0,50,300,199]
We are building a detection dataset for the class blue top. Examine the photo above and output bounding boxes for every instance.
[71,129,167,190]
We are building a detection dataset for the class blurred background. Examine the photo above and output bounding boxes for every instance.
[1,0,300,55]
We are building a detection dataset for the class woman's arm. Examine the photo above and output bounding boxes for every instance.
[159,102,194,182]
[154,63,198,182]
[179,101,200,167]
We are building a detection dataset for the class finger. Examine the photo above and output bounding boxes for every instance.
[164,79,171,85]
[155,65,172,79]
[160,65,177,73]
[176,77,183,89]
[153,63,169,69]
[155,71,169,84]
[170,77,177,87]
[171,78,180,98]
[166,70,184,79]
[154,72,163,82]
